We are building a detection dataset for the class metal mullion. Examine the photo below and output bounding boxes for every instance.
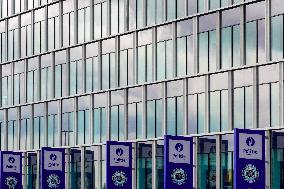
[124,89,128,140]
[59,0,63,47]
[37,56,41,101]
[193,16,198,74]
[90,94,94,144]
[22,152,27,189]
[216,11,221,70]
[228,71,233,131]
[183,78,188,135]
[74,0,78,44]
[44,101,48,147]
[253,66,259,129]
[172,22,177,77]
[215,134,221,189]
[90,0,94,40]
[4,109,7,150]
[265,0,271,62]
[142,85,146,139]
[240,5,245,66]
[82,44,86,93]
[133,31,137,84]
[74,97,78,145]
[279,62,283,126]
[265,130,271,188]
[132,143,137,189]
[153,27,157,81]
[193,136,198,188]
[205,74,210,133]
[16,106,20,150]
[152,140,157,189]
[58,99,62,146]
[36,150,40,189]
[106,91,110,141]
[163,82,167,136]
[51,51,55,98]
[80,146,86,189]
[31,104,35,149]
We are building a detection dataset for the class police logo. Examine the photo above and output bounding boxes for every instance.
[175,143,184,152]
[171,168,187,185]
[246,137,255,147]
[112,171,127,187]
[242,164,259,184]
[47,174,60,188]
[5,176,18,189]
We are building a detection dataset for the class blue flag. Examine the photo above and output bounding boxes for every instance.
[41,147,65,189]
[0,151,22,189]
[106,141,132,189]
[164,135,193,189]
[234,128,265,189]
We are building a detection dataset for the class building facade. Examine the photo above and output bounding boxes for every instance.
[0,0,283,188]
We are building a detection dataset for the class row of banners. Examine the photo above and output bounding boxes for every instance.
[0,128,265,189]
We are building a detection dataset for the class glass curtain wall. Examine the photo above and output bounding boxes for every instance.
[198,13,217,73]
[137,29,153,84]
[40,53,52,100]
[69,46,83,95]
[233,68,253,129]
[110,0,125,35]
[1,63,12,106]
[8,16,19,61]
[101,38,116,90]
[146,83,163,138]
[221,7,241,69]
[62,98,75,146]
[119,34,134,87]
[34,8,46,55]
[166,80,184,135]
[33,103,45,149]
[93,93,107,143]
[156,24,173,81]
[8,108,18,150]
[209,73,229,132]
[55,50,67,98]
[128,87,143,140]
[47,101,59,147]
[63,0,75,47]
[221,134,234,188]
[0,21,6,63]
[78,0,91,44]
[245,1,265,65]
[110,90,125,141]
[48,3,60,51]
[137,142,152,189]
[27,57,39,103]
[20,105,32,150]
[13,60,25,105]
[176,19,194,77]
[93,0,107,39]
[258,64,280,128]
[146,0,163,26]
[188,76,206,134]
[0,110,4,150]
[21,12,32,58]
[86,42,99,92]
[77,95,91,145]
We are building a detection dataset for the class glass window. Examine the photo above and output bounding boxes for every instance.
[137,29,153,84]
[0,110,4,150]
[33,103,45,149]
[55,50,67,98]
[1,63,12,106]
[70,47,83,95]
[258,64,280,128]
[137,0,144,29]
[198,13,217,73]
[20,105,32,150]
[129,0,137,30]
[8,108,18,150]
[188,0,197,15]
[271,0,284,60]
[93,93,107,143]
[78,0,91,43]
[233,68,253,129]
[111,90,125,141]
[94,0,107,39]
[48,101,59,147]
[62,99,75,146]
[245,2,265,64]
[34,8,46,55]
[86,42,99,92]
[221,134,234,189]
[111,0,125,35]
[167,80,184,136]
[41,53,52,100]
[13,60,25,105]
[119,34,134,87]
[156,140,164,188]
[221,8,241,68]
[21,12,32,58]
[27,152,38,189]
[137,142,152,189]
[28,0,39,10]
[167,0,186,20]
[77,95,91,145]
[177,19,194,77]
[188,76,206,134]
[8,16,19,61]
[198,136,216,189]
[147,84,163,138]
[271,130,284,188]
[102,38,116,90]
[84,146,100,188]
[15,0,25,14]
[157,24,173,80]
[128,87,143,140]
[146,0,163,26]
[0,21,6,63]
[209,73,229,132]
[48,3,60,51]
[27,57,39,103]
[70,148,81,189]
[63,0,75,47]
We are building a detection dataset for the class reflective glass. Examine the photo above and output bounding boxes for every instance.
[48,101,59,147]
[13,60,25,105]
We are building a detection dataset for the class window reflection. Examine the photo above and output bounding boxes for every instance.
[8,16,19,61]
[86,42,99,92]
[93,93,107,143]
[8,108,18,150]
[63,0,75,47]
[27,57,39,103]
[34,103,45,149]
[48,3,60,51]
[0,21,6,63]
[41,53,52,100]
[69,47,83,95]
[48,101,59,147]
[78,0,91,43]
[111,90,125,141]
[137,142,152,189]
[55,50,67,98]
[20,105,32,150]
[1,63,12,106]
[21,13,32,58]
[77,95,91,145]
[221,134,234,189]
[62,99,75,146]
[102,38,116,90]
[34,8,46,54]
[13,60,25,105]
[94,0,107,39]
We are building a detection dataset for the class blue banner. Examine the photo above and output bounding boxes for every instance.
[164,135,193,189]
[106,141,132,189]
[41,147,65,189]
[234,129,265,189]
[0,151,22,189]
